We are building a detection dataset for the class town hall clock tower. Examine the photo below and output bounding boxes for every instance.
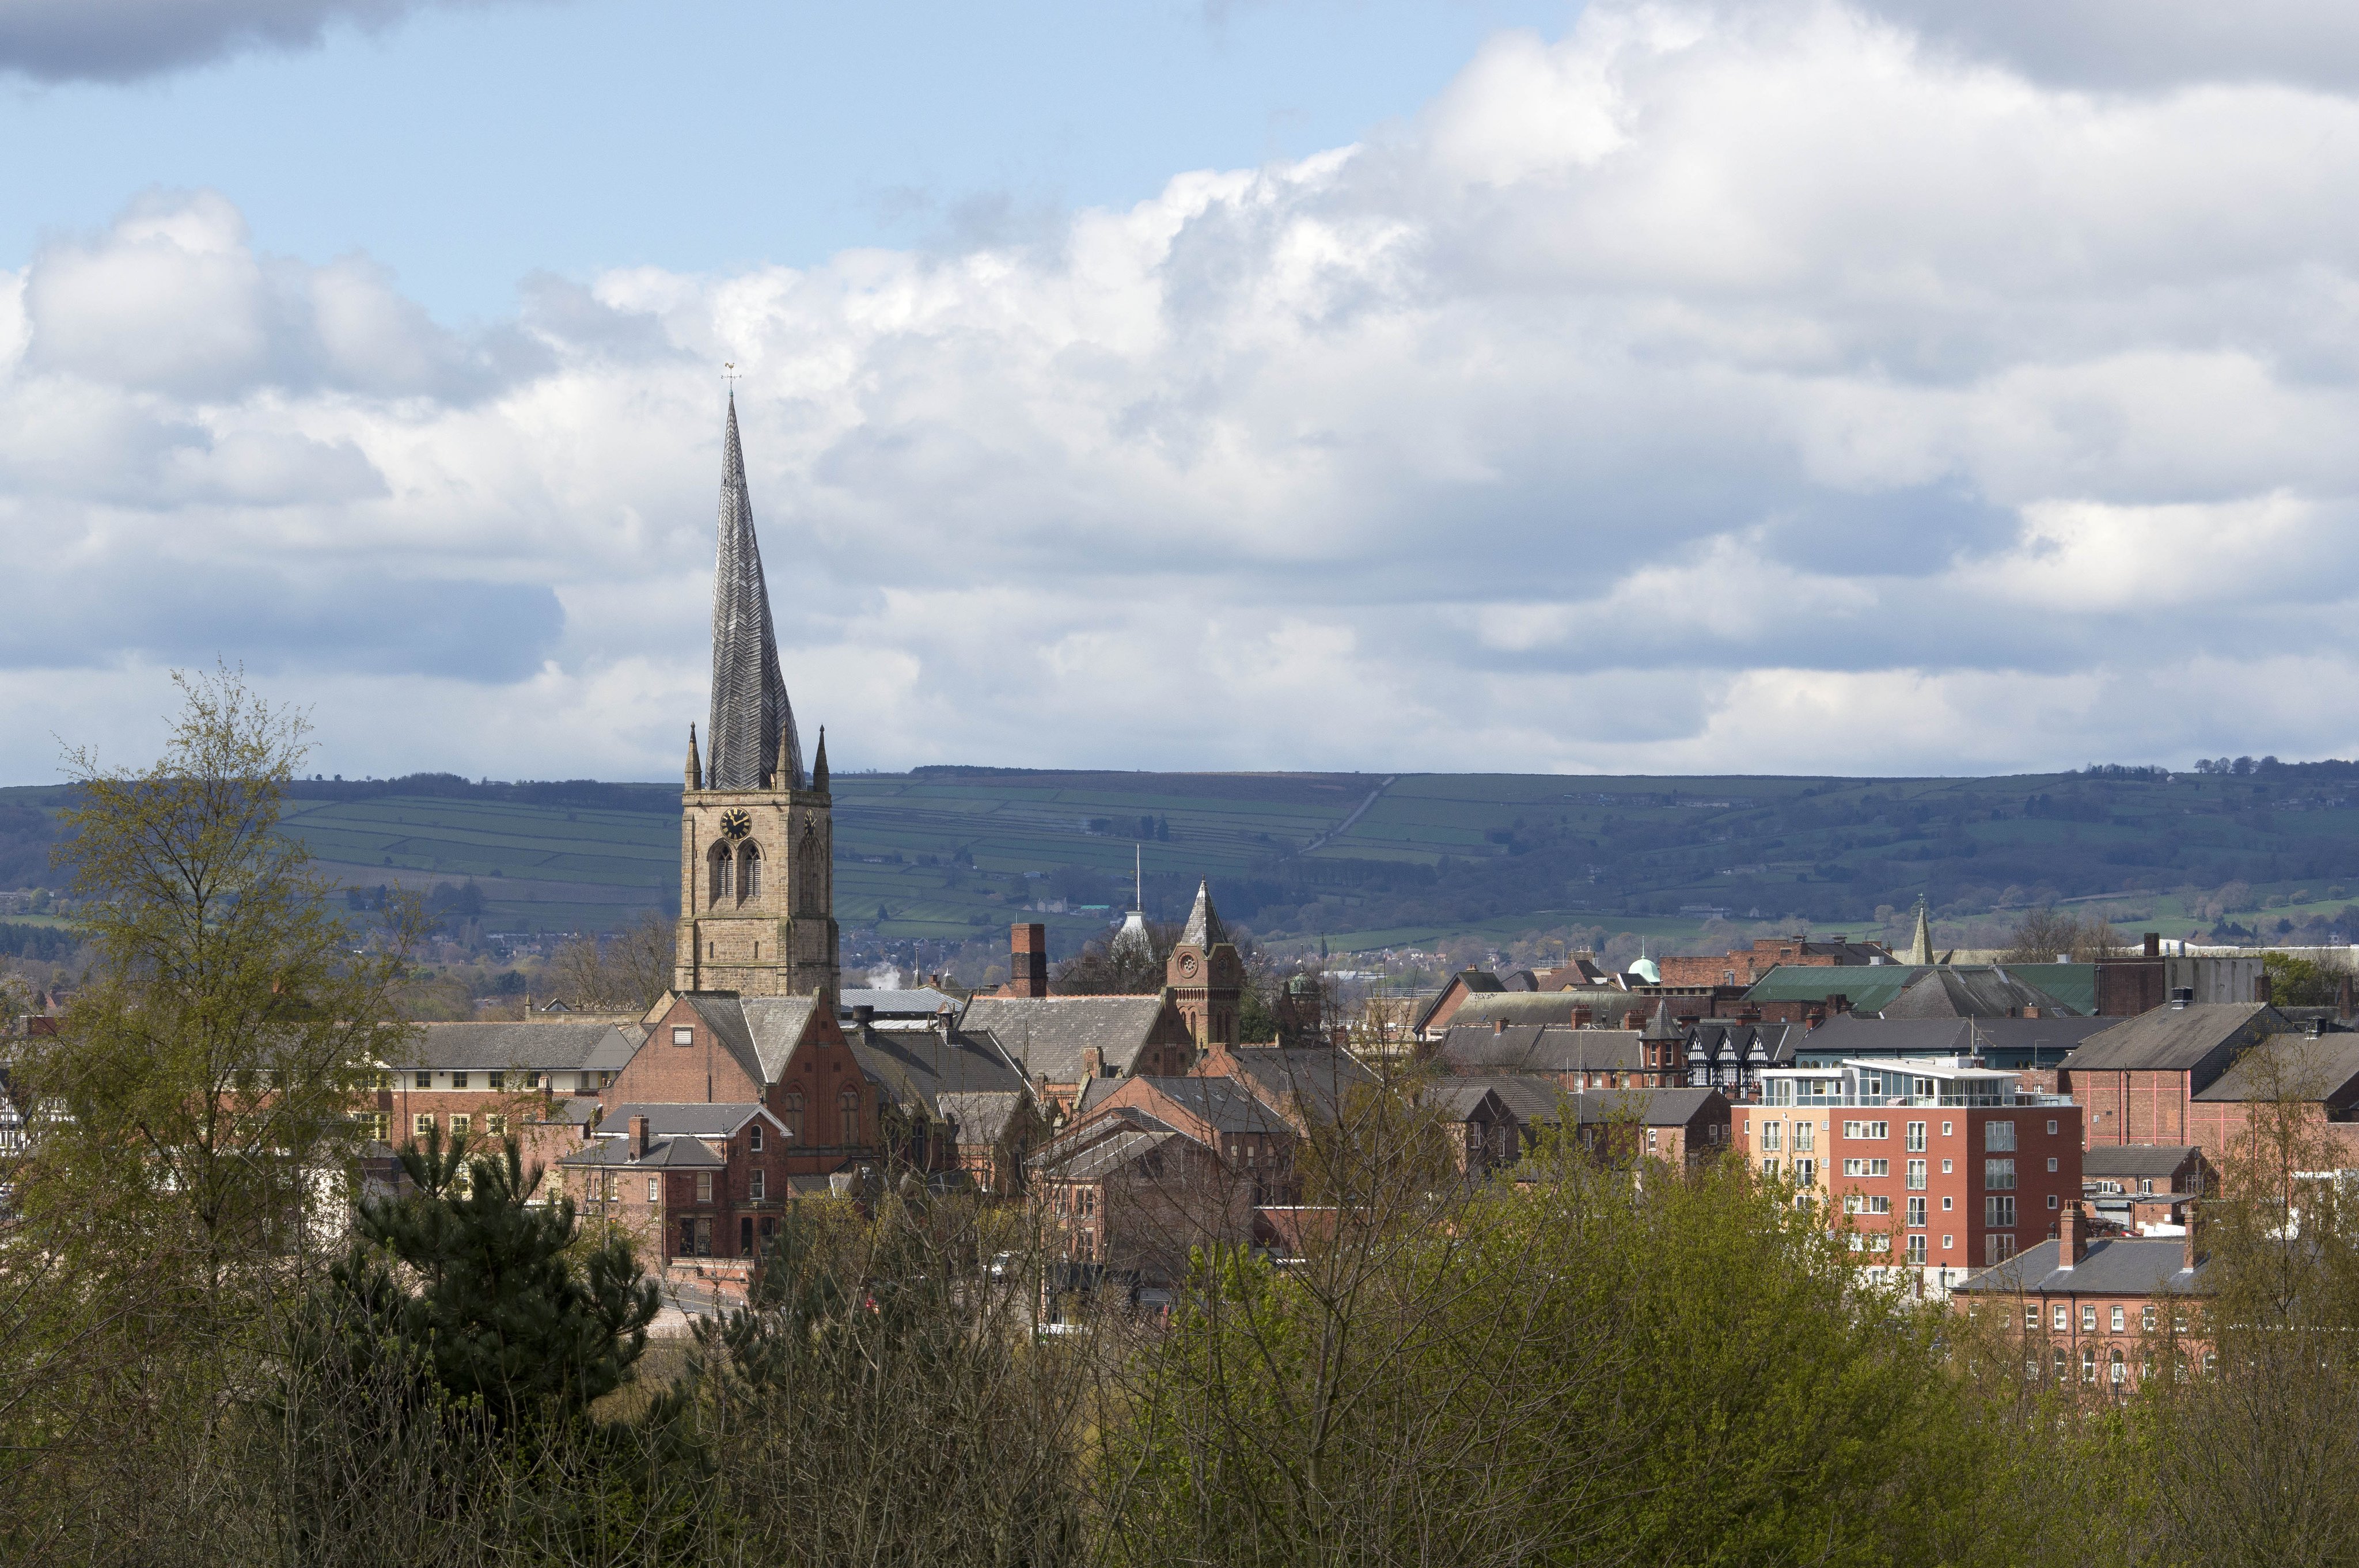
[674,394,840,1000]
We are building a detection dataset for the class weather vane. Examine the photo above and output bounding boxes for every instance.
[722,360,741,389]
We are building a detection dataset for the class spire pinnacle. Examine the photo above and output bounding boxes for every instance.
[1180,878,1228,949]
[685,723,704,792]
[706,396,801,791]
[811,727,829,792]
[1905,901,1936,966]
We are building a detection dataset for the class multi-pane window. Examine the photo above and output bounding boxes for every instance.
[1906,1122,1926,1152]
[2054,1305,2069,1331]
[1793,1122,1815,1152]
[1907,1159,1927,1189]
[452,1073,468,1091]
[781,1092,805,1140]
[2111,1307,2125,1332]
[484,1114,506,1135]
[2081,1305,2098,1332]
[1762,1156,1780,1175]
[415,1072,431,1090]
[2143,1306,2157,1331]
[1762,1122,1782,1151]
[1841,1158,1890,1177]
[1986,1195,2016,1227]
[1905,1235,1927,1263]
[414,1113,435,1138]
[2024,1305,2039,1331]
[750,1170,765,1201]
[647,1178,659,1204]
[1985,1158,2017,1190]
[1985,1121,2017,1152]
[749,1122,763,1152]
[1842,1121,1890,1140]
[1907,1197,1926,1227]
[488,1072,505,1091]
[449,1114,471,1137]
[696,1171,714,1203]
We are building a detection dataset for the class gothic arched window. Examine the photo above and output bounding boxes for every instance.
[795,824,825,915]
[837,1085,860,1139]
[707,842,732,907]
[780,1091,804,1140]
[737,842,761,902]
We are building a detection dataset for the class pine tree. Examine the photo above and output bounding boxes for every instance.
[323,1129,660,1428]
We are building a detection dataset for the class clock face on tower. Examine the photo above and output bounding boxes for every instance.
[719,808,753,840]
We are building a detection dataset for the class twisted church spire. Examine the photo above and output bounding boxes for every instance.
[706,393,802,791]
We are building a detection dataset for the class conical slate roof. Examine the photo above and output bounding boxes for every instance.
[706,394,801,791]
[1180,879,1228,949]
[1903,903,1935,966]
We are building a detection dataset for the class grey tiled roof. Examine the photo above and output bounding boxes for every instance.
[935,1090,1026,1145]
[1040,1123,1189,1183]
[1128,1076,1291,1136]
[1796,1013,2110,1060]
[1565,1088,1723,1127]
[2190,1034,2359,1103]
[1212,1047,1378,1122]
[1179,880,1228,949]
[600,1103,775,1138]
[2062,1004,2281,1074]
[1879,967,2079,1019]
[386,1022,621,1072]
[958,994,1173,1084]
[583,1025,647,1072]
[1438,1025,1644,1076]
[1455,1075,1572,1124]
[2082,1144,2201,1179]
[1451,991,1650,1030]
[839,988,960,1019]
[560,1135,727,1170]
[848,1024,1026,1118]
[1953,1237,2208,1296]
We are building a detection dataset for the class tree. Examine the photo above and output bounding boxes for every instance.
[1054,919,1178,995]
[319,1129,659,1428]
[9,665,418,1316]
[548,908,675,1013]
[2001,905,2128,964]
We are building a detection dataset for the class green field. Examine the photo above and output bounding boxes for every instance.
[10,760,2359,959]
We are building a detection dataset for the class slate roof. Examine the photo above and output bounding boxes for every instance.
[2190,1034,2359,1103]
[1039,1121,1190,1183]
[736,996,825,1082]
[1444,1074,1570,1125]
[847,1023,1027,1119]
[2081,1145,2201,1180]
[1794,1013,2111,1061]
[1741,962,2102,1016]
[583,1024,648,1072]
[1953,1237,2209,1297]
[559,1134,727,1170]
[599,1103,777,1138]
[1438,1025,1645,1076]
[1565,1088,1723,1127]
[387,1022,620,1071]
[935,1090,1026,1146]
[958,994,1173,1084]
[2061,1003,2280,1074]
[1209,1046,1378,1122]
[1450,993,1647,1031]
[1880,967,2080,1020]
[1129,1076,1292,1137]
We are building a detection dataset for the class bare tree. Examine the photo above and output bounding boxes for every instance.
[547,909,674,1013]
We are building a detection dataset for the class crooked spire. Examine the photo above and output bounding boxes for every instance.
[706,392,802,791]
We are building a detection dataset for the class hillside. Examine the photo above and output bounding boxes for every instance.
[7,760,2359,959]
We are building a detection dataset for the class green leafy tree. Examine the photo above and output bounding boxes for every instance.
[321,1129,659,1429]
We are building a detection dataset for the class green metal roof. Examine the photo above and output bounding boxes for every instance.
[1739,962,2096,1016]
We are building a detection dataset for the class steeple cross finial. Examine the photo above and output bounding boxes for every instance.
[722,361,741,390]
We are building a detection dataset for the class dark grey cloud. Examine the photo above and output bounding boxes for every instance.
[0,0,536,83]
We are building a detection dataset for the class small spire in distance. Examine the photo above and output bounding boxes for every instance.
[811,726,829,792]
[1180,878,1228,949]
[685,723,704,792]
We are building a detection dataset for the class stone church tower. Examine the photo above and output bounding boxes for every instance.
[1167,879,1243,1050]
[674,395,840,1000]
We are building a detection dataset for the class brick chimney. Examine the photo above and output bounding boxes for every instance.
[2144,931,2161,958]
[2058,1203,2085,1266]
[2184,1213,2201,1273]
[630,1115,650,1159]
[1007,924,1049,998]
[1493,1016,1507,1036]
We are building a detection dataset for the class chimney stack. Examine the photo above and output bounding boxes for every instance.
[2058,1203,2085,1266]
[1008,924,1049,998]
[2183,1214,2200,1273]
[1493,1016,1507,1035]
[2144,931,2161,959]
[630,1115,650,1159]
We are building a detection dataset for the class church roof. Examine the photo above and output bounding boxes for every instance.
[706,394,802,791]
[1180,879,1228,948]
[958,994,1174,1085]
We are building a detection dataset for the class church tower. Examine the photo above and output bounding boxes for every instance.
[674,394,840,1000]
[1167,879,1243,1050]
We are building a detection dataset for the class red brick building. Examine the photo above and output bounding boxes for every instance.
[1952,1207,2212,1394]
[2061,1002,2286,1155]
[1658,936,1894,990]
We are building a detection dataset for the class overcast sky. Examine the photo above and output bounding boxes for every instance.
[6,0,2359,783]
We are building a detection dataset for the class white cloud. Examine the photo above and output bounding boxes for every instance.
[14,0,2359,781]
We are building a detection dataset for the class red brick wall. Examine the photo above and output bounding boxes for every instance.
[1827,1104,2082,1269]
